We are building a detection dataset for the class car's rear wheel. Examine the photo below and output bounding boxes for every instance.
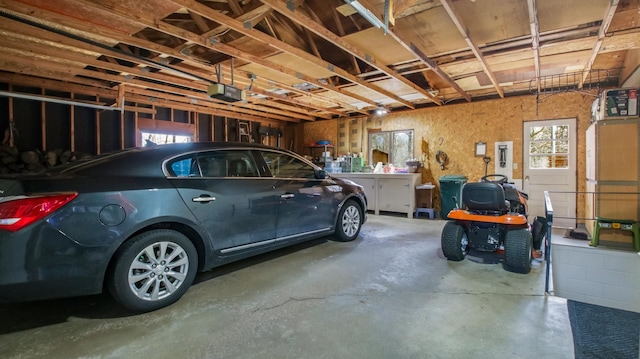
[333,199,362,242]
[108,229,198,312]
[503,228,532,274]
[441,221,468,261]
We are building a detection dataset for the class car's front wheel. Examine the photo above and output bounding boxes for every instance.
[107,229,198,312]
[333,199,363,242]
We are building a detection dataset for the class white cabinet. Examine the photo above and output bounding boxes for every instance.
[332,173,421,218]
[378,178,412,213]
[352,177,377,213]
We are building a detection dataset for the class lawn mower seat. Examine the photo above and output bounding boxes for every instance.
[462,182,509,214]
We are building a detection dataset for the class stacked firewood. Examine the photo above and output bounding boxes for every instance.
[0,146,91,174]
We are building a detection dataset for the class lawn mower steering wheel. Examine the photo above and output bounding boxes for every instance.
[481,174,508,185]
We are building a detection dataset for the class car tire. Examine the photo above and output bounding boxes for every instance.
[107,229,198,312]
[503,228,532,274]
[441,221,468,261]
[333,199,363,242]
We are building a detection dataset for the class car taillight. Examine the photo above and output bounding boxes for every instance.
[0,193,78,232]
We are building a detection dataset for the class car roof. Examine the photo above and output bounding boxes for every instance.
[56,142,293,178]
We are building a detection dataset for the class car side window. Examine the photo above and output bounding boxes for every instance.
[168,157,193,177]
[259,151,316,179]
[195,150,258,177]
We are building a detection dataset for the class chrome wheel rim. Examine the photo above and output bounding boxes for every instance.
[128,241,190,301]
[341,205,360,237]
[461,233,468,253]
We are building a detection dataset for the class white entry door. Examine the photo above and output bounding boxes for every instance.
[523,118,577,228]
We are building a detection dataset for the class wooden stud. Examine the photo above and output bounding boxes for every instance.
[96,96,101,155]
[8,84,14,148]
[41,88,46,151]
[70,93,75,152]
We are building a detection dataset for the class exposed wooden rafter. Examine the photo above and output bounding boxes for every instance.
[168,0,416,109]
[260,0,439,106]
[0,0,636,124]
[352,0,470,101]
[440,0,504,98]
[527,0,541,93]
[69,0,372,115]
[580,0,620,88]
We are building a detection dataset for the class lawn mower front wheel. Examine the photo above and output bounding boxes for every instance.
[441,221,468,261]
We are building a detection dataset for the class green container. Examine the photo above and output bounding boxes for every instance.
[439,175,467,219]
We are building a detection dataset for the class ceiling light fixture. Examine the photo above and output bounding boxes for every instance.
[375,107,388,115]
[343,0,385,29]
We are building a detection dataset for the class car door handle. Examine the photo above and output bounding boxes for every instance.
[192,195,216,203]
[280,193,295,199]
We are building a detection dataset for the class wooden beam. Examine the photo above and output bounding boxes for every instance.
[0,1,353,120]
[227,0,243,16]
[124,87,302,123]
[304,28,322,58]
[203,4,272,39]
[247,87,345,117]
[261,0,439,106]
[4,23,330,120]
[70,92,75,152]
[72,0,380,110]
[580,0,620,88]
[0,48,305,122]
[41,88,46,151]
[168,0,415,108]
[118,84,125,149]
[440,0,504,98]
[350,0,470,101]
[527,0,541,93]
[0,33,209,91]
[188,10,211,33]
[392,0,420,19]
[0,67,116,98]
[8,84,13,147]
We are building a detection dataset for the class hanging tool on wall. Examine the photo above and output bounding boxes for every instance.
[483,156,491,176]
[435,137,448,170]
[436,150,448,170]
[499,145,508,168]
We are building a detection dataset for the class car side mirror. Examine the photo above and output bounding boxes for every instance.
[315,169,328,179]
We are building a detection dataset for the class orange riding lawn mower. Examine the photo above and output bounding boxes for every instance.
[441,174,547,274]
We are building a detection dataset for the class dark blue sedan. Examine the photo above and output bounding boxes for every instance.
[0,142,367,312]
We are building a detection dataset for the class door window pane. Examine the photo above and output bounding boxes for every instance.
[528,124,570,169]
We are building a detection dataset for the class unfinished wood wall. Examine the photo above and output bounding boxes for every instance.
[0,82,288,156]
[298,92,595,220]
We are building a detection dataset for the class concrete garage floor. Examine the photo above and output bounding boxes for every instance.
[0,214,574,359]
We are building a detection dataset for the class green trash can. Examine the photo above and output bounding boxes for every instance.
[439,175,467,219]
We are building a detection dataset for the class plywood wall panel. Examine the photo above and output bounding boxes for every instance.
[302,119,338,156]
[300,92,594,219]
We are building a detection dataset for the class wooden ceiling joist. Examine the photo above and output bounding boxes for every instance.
[0,0,637,122]
[77,0,377,113]
[0,0,343,121]
[527,0,541,93]
[167,0,416,109]
[260,0,439,106]
[440,0,504,98]
[580,0,620,88]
